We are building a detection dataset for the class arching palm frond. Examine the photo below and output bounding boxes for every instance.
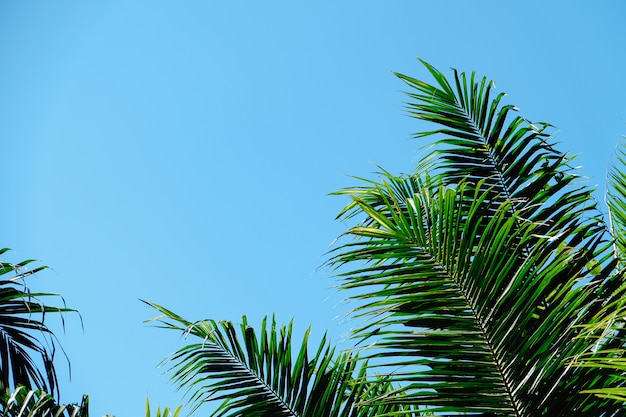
[0,250,77,398]
[395,60,605,248]
[328,61,625,416]
[145,301,424,417]
[0,386,88,417]
[330,172,621,415]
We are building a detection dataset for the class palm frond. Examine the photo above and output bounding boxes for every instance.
[144,301,376,417]
[0,386,88,417]
[327,59,626,414]
[145,396,182,417]
[145,302,431,417]
[607,137,626,264]
[329,171,622,415]
[395,60,604,249]
[0,250,78,398]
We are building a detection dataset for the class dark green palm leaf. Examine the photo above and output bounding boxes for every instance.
[0,250,77,398]
[395,60,604,250]
[145,301,422,417]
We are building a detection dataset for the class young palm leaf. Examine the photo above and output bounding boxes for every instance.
[145,396,182,417]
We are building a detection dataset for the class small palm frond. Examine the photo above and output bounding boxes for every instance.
[145,396,182,417]
[145,301,385,417]
[0,250,78,398]
[0,386,88,417]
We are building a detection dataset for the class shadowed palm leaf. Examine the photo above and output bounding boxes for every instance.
[0,250,77,398]
[327,61,626,415]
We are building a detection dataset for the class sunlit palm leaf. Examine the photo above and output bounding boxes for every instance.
[0,250,77,398]
[330,172,622,415]
[0,386,88,417]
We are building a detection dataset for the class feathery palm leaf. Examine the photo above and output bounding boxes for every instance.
[0,386,88,417]
[145,302,426,417]
[328,61,625,415]
[395,60,604,249]
[0,250,77,398]
[566,137,626,402]
[607,138,626,263]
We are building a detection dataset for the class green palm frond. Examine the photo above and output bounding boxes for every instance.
[145,301,378,417]
[0,386,88,417]
[144,302,430,417]
[0,250,78,398]
[607,137,626,263]
[327,60,625,416]
[395,60,604,247]
[565,138,626,402]
[145,397,182,417]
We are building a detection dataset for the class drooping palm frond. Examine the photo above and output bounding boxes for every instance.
[0,250,78,398]
[327,61,626,416]
[145,302,426,417]
[0,386,88,417]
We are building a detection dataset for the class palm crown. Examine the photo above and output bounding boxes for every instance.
[148,60,626,416]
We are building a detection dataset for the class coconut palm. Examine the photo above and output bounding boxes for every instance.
[149,60,626,416]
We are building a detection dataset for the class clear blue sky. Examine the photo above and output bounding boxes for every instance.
[1,2,625,416]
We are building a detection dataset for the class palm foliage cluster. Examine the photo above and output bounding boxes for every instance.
[3,60,626,416]
[147,60,626,416]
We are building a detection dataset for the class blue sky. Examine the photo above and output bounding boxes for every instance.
[1,1,625,416]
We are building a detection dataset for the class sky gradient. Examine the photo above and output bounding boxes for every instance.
[2,2,626,416]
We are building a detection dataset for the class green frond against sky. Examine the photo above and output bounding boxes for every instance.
[1,2,625,416]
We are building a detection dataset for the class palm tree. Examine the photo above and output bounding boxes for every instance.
[148,60,626,416]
